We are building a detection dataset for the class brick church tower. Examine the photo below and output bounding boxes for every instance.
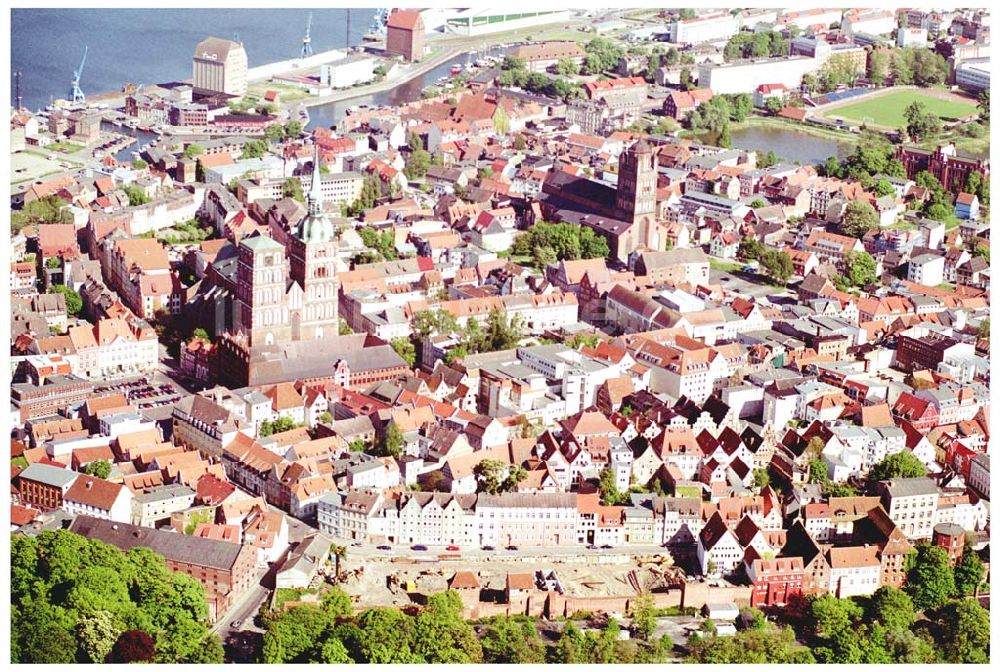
[616,139,657,224]
[288,144,340,342]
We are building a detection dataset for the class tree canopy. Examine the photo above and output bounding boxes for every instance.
[11,531,222,664]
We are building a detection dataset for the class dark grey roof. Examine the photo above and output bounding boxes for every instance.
[68,515,245,570]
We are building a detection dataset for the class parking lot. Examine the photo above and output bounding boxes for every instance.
[93,376,183,410]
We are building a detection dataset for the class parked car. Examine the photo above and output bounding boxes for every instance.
[446,545,460,551]
[411,544,428,551]
[376,545,391,551]
[230,620,242,628]
[482,545,495,551]
[506,545,519,551]
[586,544,598,550]
[600,544,613,549]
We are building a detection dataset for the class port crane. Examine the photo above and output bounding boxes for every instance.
[301,12,313,58]
[69,46,88,105]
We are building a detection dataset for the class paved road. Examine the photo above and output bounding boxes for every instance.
[212,565,274,640]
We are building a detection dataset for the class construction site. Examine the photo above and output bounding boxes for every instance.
[326,551,751,619]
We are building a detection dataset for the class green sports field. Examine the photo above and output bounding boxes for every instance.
[828,90,978,128]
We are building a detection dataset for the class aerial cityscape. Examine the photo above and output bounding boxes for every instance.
[8,5,991,665]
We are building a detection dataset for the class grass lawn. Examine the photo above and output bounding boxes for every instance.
[246,81,310,104]
[830,90,978,127]
[12,456,28,469]
[47,141,85,153]
[709,259,743,273]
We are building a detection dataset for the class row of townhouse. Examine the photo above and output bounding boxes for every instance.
[317,489,712,552]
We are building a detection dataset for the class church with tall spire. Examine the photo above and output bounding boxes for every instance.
[287,143,341,342]
[230,143,342,351]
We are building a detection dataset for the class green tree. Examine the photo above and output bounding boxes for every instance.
[83,459,112,479]
[737,237,764,261]
[77,610,120,663]
[628,592,657,641]
[555,57,579,76]
[241,139,270,159]
[11,195,74,233]
[598,467,626,505]
[480,615,546,663]
[48,284,83,315]
[357,607,419,663]
[977,89,989,122]
[182,143,204,159]
[809,593,863,639]
[551,620,586,663]
[809,456,830,484]
[752,467,770,490]
[413,591,482,663]
[939,598,989,663]
[318,411,333,425]
[843,250,877,287]
[904,101,942,141]
[868,49,888,86]
[284,120,303,139]
[283,177,304,202]
[132,158,148,170]
[379,421,404,458]
[867,585,915,631]
[868,451,927,483]
[873,179,896,197]
[765,95,785,114]
[905,544,956,610]
[123,185,151,206]
[841,200,879,238]
[405,148,431,179]
[759,248,793,285]
[977,317,989,339]
[390,336,416,368]
[749,198,767,209]
[953,548,985,596]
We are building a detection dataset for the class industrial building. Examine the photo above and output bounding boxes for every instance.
[193,36,248,97]
[443,9,572,36]
[698,56,819,94]
[667,11,741,45]
[321,55,377,89]
[386,9,425,62]
[955,58,991,92]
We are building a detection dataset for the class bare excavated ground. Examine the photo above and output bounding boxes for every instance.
[335,554,684,610]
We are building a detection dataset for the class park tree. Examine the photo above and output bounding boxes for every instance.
[939,598,990,663]
[867,585,915,631]
[953,548,985,596]
[840,200,879,238]
[480,615,546,663]
[107,630,157,663]
[977,89,989,122]
[904,101,942,141]
[356,607,419,663]
[413,591,482,663]
[550,621,587,663]
[766,96,785,114]
[77,610,120,663]
[868,49,888,86]
[905,544,956,610]
[555,57,579,76]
